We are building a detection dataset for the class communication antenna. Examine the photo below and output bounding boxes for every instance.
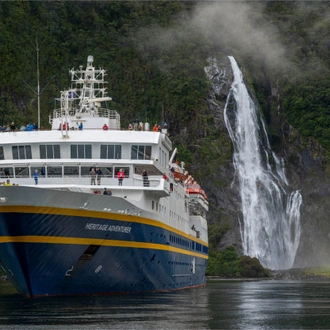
[24,34,53,129]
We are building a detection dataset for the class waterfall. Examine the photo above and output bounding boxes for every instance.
[224,56,302,270]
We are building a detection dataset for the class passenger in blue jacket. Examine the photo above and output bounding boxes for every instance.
[34,170,39,185]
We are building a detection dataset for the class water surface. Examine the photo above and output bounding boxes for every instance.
[1,280,330,329]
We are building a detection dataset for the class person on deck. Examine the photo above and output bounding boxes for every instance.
[90,168,96,185]
[102,123,108,130]
[117,168,125,186]
[34,170,39,185]
[142,170,149,187]
[96,168,103,185]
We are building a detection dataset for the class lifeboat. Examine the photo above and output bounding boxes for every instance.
[186,183,208,200]
[173,170,187,182]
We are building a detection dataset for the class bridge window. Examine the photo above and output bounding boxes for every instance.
[100,145,121,159]
[71,144,92,159]
[12,145,32,160]
[15,167,29,178]
[64,166,79,176]
[131,145,151,160]
[0,146,4,160]
[40,145,60,159]
[0,167,13,178]
[47,166,62,177]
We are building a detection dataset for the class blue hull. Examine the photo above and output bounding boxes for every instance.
[0,210,208,297]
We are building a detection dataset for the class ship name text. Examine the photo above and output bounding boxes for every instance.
[85,223,132,233]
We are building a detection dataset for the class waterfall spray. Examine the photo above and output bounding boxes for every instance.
[224,56,302,270]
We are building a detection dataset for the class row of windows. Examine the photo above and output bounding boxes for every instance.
[170,234,190,248]
[2,144,153,160]
[152,200,167,215]
[169,234,207,254]
[0,166,130,178]
[170,210,185,222]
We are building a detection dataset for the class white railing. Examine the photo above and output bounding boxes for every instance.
[0,174,163,189]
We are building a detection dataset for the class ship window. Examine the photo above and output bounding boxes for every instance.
[100,145,122,159]
[131,145,152,160]
[64,166,79,176]
[0,146,4,160]
[114,167,129,178]
[99,167,113,177]
[81,166,91,176]
[15,167,29,178]
[40,145,60,159]
[0,167,13,178]
[47,166,62,177]
[161,150,165,166]
[71,144,92,159]
[12,145,32,160]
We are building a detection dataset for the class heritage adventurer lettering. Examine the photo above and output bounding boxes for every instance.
[85,223,131,233]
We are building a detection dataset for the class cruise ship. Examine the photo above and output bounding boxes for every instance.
[0,56,208,297]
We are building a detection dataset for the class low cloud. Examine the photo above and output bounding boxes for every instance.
[191,2,290,72]
[135,2,330,78]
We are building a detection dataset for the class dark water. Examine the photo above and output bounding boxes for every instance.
[1,280,330,329]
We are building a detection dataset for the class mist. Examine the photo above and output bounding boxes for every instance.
[134,2,330,78]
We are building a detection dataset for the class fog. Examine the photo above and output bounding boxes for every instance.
[135,2,330,78]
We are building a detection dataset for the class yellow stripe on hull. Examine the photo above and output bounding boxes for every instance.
[0,205,208,247]
[0,235,208,259]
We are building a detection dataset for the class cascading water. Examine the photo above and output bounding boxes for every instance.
[224,56,302,270]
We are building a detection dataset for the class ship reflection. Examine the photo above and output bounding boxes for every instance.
[0,282,209,329]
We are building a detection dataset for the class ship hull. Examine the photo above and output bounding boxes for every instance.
[0,187,207,297]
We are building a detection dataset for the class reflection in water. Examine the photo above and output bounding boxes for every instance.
[1,281,330,329]
[207,280,330,329]
[231,281,303,329]
[0,281,210,330]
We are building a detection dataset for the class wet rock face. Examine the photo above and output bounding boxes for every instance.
[204,56,233,128]
[276,115,330,268]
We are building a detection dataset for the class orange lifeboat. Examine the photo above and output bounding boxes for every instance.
[186,183,208,200]
[173,170,187,182]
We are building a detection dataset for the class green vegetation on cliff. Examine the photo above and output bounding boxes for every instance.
[207,246,271,278]
[1,2,330,262]
[207,224,271,277]
[0,2,210,138]
[2,2,329,168]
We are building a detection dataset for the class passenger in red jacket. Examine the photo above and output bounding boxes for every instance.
[102,123,108,130]
[117,168,125,186]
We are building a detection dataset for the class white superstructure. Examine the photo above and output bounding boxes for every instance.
[0,55,208,243]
